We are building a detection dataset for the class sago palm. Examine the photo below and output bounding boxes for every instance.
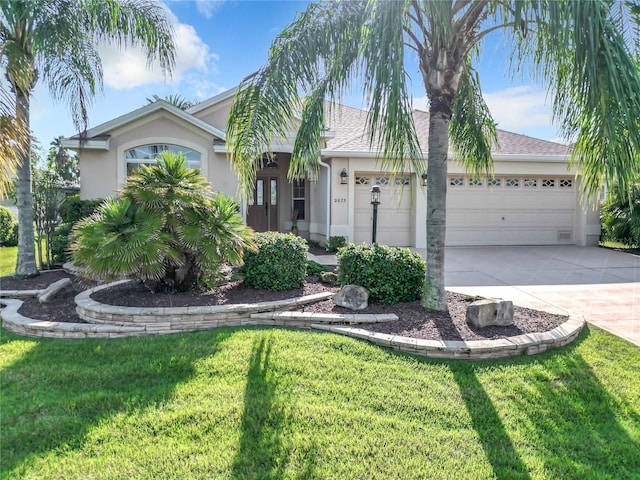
[227,0,640,311]
[0,0,176,277]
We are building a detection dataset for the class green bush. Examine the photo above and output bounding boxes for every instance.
[601,183,640,246]
[50,222,74,263]
[307,259,329,276]
[0,206,18,247]
[240,232,308,290]
[337,243,426,304]
[327,235,347,253]
[59,194,102,224]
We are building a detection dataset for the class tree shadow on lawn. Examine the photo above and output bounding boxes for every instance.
[0,329,234,476]
[230,335,318,479]
[450,328,640,479]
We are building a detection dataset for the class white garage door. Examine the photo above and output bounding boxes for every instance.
[354,174,412,246]
[446,175,576,245]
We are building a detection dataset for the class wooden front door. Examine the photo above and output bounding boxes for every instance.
[247,176,279,232]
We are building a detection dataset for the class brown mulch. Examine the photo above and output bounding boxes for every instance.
[1,272,567,342]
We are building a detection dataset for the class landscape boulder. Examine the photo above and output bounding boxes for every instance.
[38,278,73,304]
[333,284,369,310]
[320,271,338,285]
[466,298,514,328]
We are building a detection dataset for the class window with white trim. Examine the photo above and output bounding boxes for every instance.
[124,144,201,176]
[292,179,305,220]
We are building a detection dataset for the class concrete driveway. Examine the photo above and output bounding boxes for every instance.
[441,246,640,346]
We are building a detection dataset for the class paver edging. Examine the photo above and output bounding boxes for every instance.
[2,280,585,358]
[311,315,585,360]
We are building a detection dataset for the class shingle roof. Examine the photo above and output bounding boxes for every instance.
[324,104,569,156]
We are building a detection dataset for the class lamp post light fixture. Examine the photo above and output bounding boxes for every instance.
[340,168,348,184]
[370,185,381,243]
[421,172,428,186]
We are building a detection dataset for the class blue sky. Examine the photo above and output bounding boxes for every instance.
[29,0,563,153]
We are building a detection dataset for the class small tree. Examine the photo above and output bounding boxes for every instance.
[32,167,66,269]
[71,152,255,291]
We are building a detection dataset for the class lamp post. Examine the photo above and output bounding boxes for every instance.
[370,185,380,243]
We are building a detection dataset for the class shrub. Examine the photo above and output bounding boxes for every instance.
[240,232,308,290]
[0,206,18,247]
[71,152,255,292]
[50,222,74,263]
[601,183,640,246]
[337,243,425,304]
[327,235,347,253]
[307,259,329,276]
[59,194,102,224]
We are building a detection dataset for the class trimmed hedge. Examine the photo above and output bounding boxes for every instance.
[337,243,426,304]
[240,232,308,290]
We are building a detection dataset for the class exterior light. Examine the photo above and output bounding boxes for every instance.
[340,168,348,184]
[370,185,381,243]
[421,172,428,186]
[370,185,381,205]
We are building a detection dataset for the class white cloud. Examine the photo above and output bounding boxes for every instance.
[195,0,224,19]
[99,11,218,90]
[483,86,553,130]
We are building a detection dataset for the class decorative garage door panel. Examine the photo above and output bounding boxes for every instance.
[446,176,576,245]
[354,175,412,246]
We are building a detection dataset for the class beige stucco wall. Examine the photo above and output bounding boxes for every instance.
[78,111,238,200]
[192,97,234,131]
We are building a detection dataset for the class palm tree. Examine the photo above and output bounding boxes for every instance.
[71,151,255,291]
[1,0,176,277]
[145,93,196,110]
[227,0,640,311]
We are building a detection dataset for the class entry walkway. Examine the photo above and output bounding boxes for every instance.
[310,246,640,347]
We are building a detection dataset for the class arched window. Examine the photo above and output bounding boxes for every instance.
[124,144,201,176]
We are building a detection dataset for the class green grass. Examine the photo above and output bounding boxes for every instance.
[1,326,639,479]
[0,241,49,276]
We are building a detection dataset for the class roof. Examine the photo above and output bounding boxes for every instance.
[65,100,226,143]
[324,104,570,157]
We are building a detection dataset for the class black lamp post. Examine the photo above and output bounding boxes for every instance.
[370,185,381,243]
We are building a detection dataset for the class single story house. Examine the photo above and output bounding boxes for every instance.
[62,86,601,248]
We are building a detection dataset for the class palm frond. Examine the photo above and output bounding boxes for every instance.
[450,56,498,177]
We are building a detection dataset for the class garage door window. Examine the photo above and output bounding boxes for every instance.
[469,178,483,187]
[450,177,464,186]
[506,178,519,187]
[542,179,556,188]
[355,176,370,185]
[488,178,501,187]
[524,178,537,188]
[375,176,390,186]
[560,179,573,188]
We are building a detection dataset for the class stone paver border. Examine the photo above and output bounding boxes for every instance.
[1,280,585,359]
[312,316,584,360]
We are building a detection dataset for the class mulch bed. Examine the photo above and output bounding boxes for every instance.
[1,271,567,342]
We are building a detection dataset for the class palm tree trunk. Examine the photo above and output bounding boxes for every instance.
[14,89,38,278]
[421,108,449,311]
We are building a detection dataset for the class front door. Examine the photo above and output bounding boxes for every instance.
[247,176,278,232]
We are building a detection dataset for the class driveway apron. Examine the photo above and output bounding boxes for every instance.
[438,246,640,347]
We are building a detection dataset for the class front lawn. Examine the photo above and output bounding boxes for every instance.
[1,326,638,479]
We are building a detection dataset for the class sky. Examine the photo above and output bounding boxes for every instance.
[27,0,565,153]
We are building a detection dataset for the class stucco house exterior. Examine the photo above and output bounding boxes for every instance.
[62,87,601,248]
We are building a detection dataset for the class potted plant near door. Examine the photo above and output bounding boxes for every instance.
[291,209,299,235]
